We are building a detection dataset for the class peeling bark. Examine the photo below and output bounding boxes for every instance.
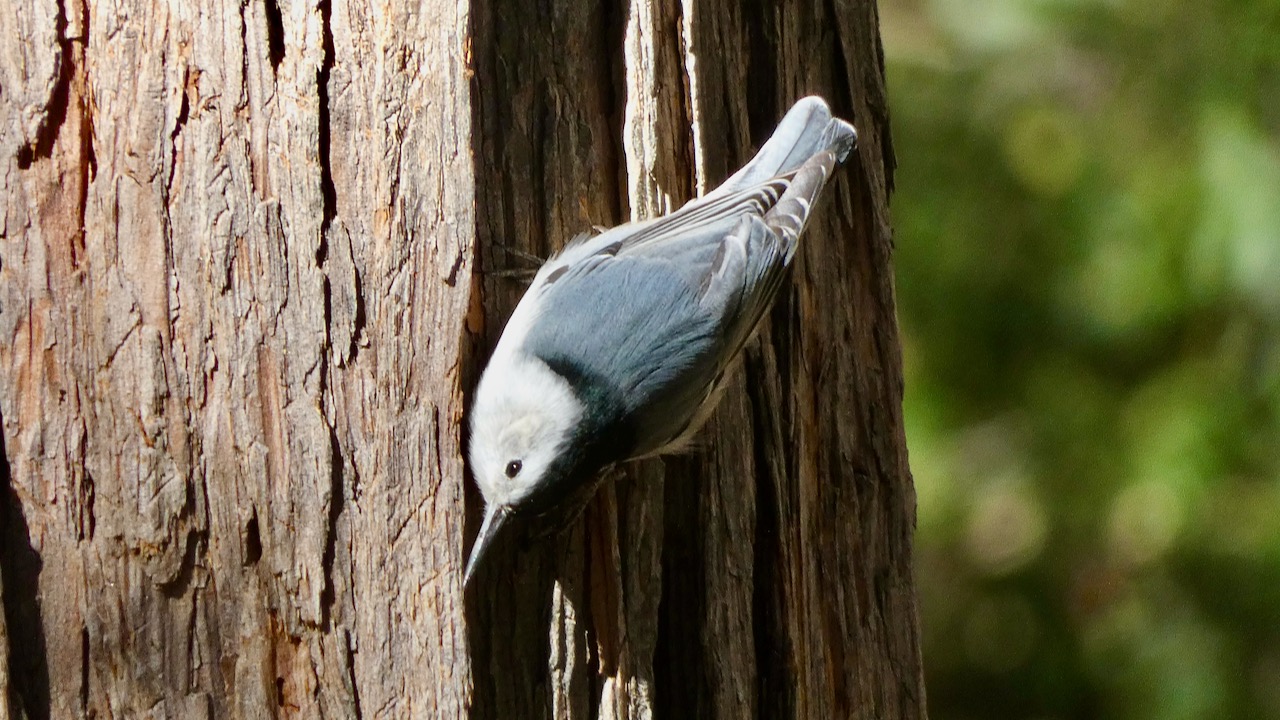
[0,0,921,718]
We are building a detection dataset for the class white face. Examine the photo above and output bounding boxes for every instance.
[468,351,583,508]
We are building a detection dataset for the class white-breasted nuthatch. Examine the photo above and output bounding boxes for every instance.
[465,96,857,586]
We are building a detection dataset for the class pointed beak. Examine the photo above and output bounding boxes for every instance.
[464,503,512,588]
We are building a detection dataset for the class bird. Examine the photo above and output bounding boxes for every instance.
[464,96,857,586]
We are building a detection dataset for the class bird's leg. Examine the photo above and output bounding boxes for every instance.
[483,243,545,281]
[496,243,545,266]
[486,267,539,281]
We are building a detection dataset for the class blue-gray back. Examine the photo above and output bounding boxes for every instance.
[522,213,774,454]
[520,96,856,456]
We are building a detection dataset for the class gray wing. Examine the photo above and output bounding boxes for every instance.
[523,249,729,454]
[521,97,856,455]
[551,96,856,269]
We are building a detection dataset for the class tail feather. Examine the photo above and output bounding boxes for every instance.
[709,96,857,199]
[764,149,839,260]
[547,96,856,267]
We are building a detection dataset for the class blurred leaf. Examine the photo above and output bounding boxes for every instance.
[1194,103,1280,314]
[884,0,1280,716]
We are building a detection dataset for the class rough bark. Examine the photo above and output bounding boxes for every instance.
[0,0,920,718]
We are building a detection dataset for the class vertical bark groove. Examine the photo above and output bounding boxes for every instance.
[13,0,70,169]
[0,409,49,720]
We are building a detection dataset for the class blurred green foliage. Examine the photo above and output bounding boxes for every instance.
[881,0,1280,717]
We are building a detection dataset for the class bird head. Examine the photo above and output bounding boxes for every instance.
[464,351,585,585]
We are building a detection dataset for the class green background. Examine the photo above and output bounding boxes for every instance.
[881,0,1280,717]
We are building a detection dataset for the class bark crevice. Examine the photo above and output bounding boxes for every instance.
[317,0,337,231]
[747,348,793,719]
[263,0,285,72]
[319,426,344,630]
[15,0,70,168]
[0,412,50,720]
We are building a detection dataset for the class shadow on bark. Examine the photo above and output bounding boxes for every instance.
[465,523,570,719]
[653,455,709,718]
[0,409,50,720]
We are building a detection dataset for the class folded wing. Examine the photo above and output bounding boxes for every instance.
[519,97,857,455]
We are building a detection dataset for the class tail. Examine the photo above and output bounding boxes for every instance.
[709,96,857,199]
[761,146,840,260]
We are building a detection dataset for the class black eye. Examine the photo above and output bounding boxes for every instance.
[505,460,523,478]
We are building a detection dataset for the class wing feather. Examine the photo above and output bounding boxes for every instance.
[512,98,855,457]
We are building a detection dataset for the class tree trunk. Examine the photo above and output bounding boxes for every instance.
[0,0,922,718]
